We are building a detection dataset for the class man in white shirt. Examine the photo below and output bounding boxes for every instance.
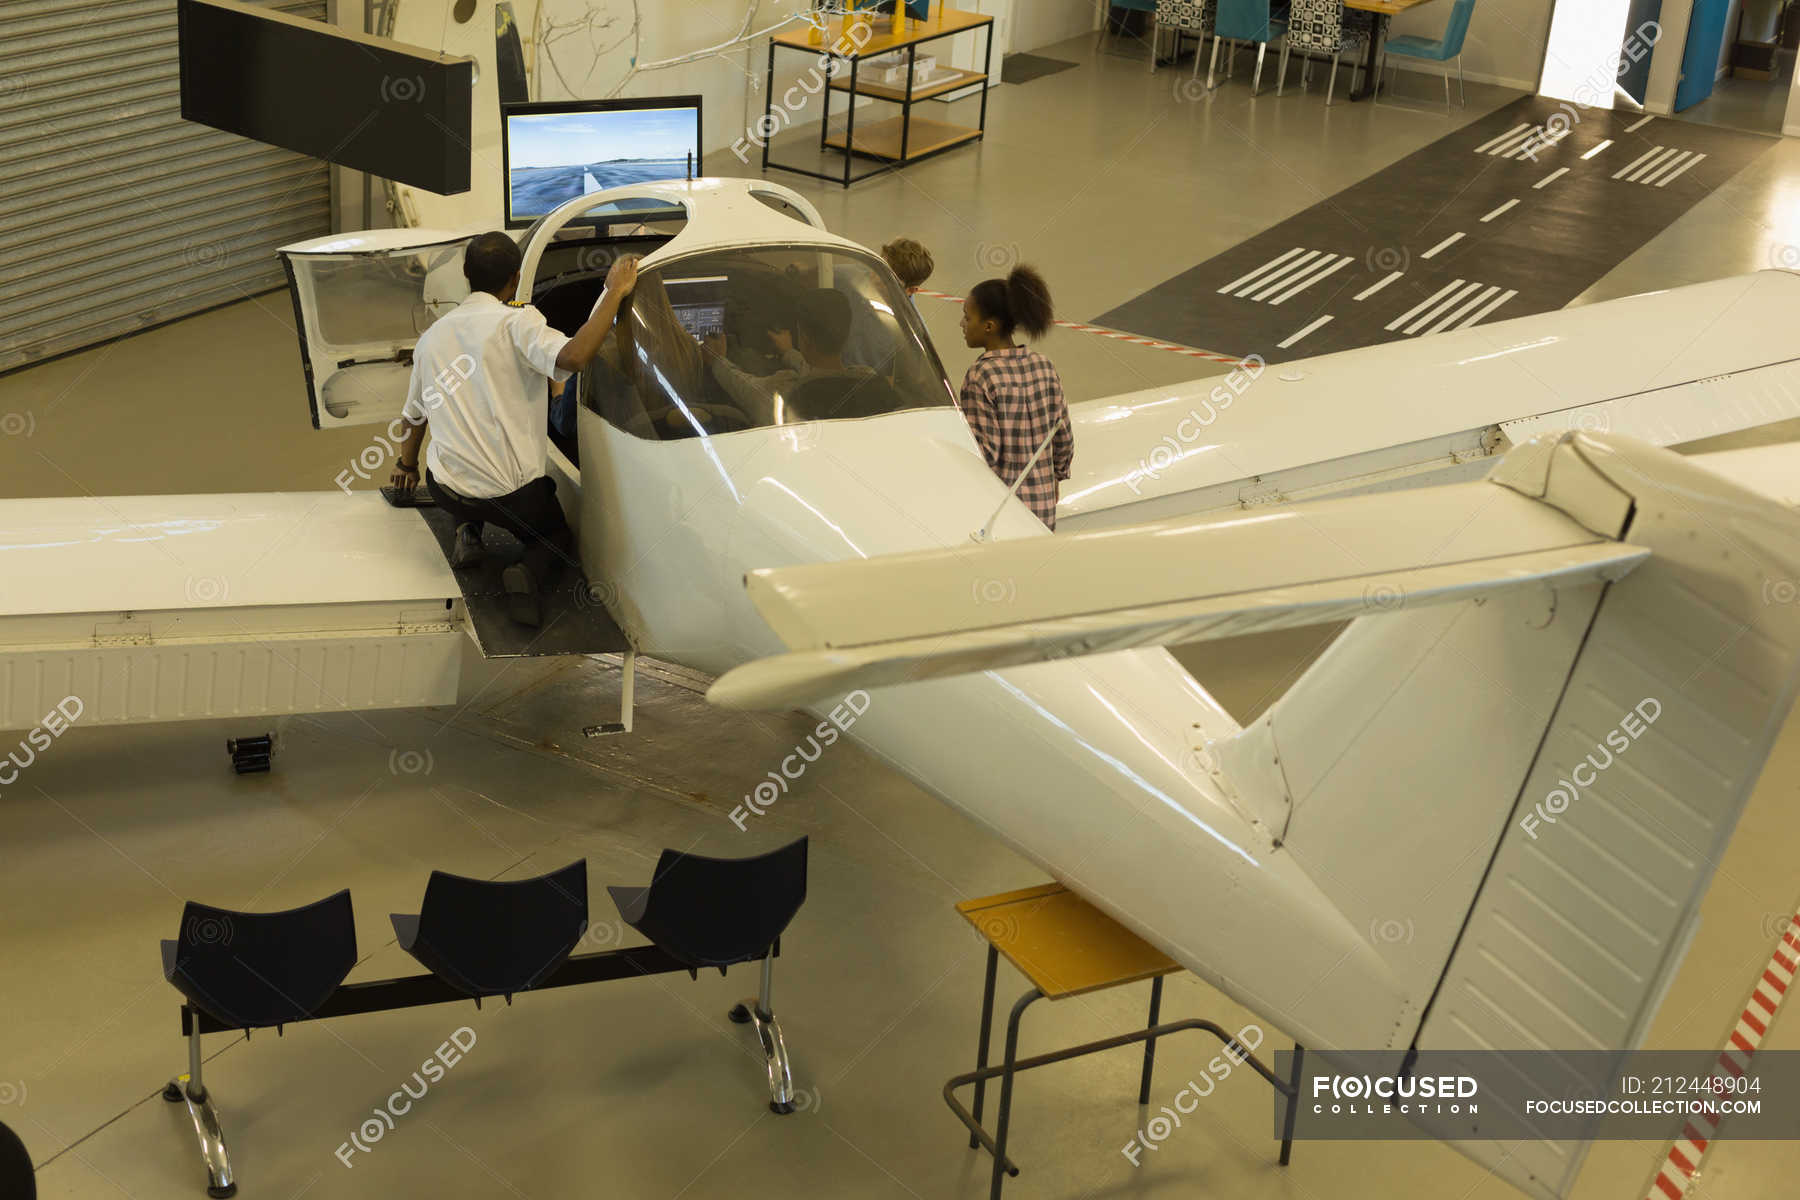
[391,232,637,626]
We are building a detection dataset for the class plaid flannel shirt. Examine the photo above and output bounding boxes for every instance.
[959,346,1073,529]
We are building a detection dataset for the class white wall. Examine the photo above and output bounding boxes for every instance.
[1385,0,1554,91]
[1010,0,1100,52]
[1719,0,1743,78]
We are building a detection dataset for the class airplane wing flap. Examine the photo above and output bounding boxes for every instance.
[712,479,1652,710]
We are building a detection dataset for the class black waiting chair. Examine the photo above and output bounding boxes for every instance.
[391,861,588,1004]
[609,838,809,1112]
[162,890,357,1033]
[161,890,358,1198]
[0,1121,33,1200]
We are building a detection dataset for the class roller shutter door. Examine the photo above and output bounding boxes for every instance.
[0,0,333,374]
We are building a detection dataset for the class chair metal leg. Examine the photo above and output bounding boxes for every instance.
[1193,31,1207,80]
[1457,53,1466,106]
[1137,976,1164,1104]
[164,1027,236,1197]
[1327,50,1340,105]
[1149,20,1160,72]
[733,949,796,1114]
[1443,63,1451,110]
[1278,43,1290,95]
[1253,41,1267,95]
[1207,35,1222,89]
[1280,1043,1306,1166]
[969,945,999,1147]
[989,988,1043,1200]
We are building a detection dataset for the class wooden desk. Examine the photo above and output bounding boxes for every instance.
[1344,0,1441,101]
[762,8,995,187]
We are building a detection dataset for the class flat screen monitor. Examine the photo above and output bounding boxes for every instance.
[502,97,702,227]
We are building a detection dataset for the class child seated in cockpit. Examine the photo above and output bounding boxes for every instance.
[702,288,879,425]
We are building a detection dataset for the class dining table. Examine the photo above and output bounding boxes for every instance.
[1343,0,1442,101]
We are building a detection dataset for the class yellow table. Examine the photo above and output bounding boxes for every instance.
[762,7,996,187]
[946,883,1305,1200]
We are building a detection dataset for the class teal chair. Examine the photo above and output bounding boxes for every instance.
[1377,0,1475,110]
[1210,0,1287,95]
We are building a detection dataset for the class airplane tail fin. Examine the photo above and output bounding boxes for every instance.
[712,432,1800,1198]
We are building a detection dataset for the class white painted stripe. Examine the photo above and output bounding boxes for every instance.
[1481,198,1520,222]
[1387,279,1466,332]
[1426,284,1500,335]
[1656,151,1707,187]
[1534,167,1569,189]
[1246,250,1325,300]
[1771,953,1796,985]
[1485,126,1539,157]
[1757,982,1783,1011]
[1581,138,1614,160]
[1626,146,1681,183]
[1270,254,1353,305]
[1612,146,1661,179]
[1420,232,1465,260]
[1277,315,1333,349]
[1625,113,1655,132]
[1453,287,1517,330]
[1507,127,1569,159]
[1353,270,1403,301]
[1217,247,1307,295]
[1497,126,1550,157]
[1474,122,1532,154]
[1639,148,1694,187]
[1405,280,1482,335]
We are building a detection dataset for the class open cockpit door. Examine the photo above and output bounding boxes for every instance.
[279,227,481,429]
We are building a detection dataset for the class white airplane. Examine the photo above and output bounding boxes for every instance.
[7,178,1800,1199]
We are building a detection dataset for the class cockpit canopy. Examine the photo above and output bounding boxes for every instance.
[585,244,956,441]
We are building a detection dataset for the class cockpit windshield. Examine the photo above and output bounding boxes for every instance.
[582,244,955,441]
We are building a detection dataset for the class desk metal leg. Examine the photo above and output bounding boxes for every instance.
[969,945,998,1146]
[820,52,833,150]
[1280,1043,1305,1166]
[843,56,859,187]
[1137,975,1163,1105]
[978,22,993,135]
[901,44,916,161]
[762,40,776,171]
[1349,15,1385,101]
[990,988,1042,1200]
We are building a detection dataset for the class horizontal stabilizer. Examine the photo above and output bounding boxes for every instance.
[709,481,1649,710]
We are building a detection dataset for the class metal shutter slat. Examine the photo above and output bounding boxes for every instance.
[1,0,331,374]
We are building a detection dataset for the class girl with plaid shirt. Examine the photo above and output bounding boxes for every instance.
[957,264,1073,529]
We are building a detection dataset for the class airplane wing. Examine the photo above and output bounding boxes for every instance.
[1061,270,1800,527]
[708,479,1649,711]
[714,432,1800,1199]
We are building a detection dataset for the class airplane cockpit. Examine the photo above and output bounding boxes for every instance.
[279,181,957,468]
[579,244,955,445]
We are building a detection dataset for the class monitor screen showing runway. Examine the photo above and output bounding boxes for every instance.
[505,102,700,222]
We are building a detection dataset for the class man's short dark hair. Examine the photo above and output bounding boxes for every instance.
[796,288,852,355]
[465,232,522,294]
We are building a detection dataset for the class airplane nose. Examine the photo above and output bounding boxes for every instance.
[730,410,1048,575]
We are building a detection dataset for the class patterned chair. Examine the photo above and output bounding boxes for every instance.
[1152,0,1216,76]
[1278,0,1370,105]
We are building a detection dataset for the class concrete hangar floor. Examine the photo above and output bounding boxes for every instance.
[5,27,1800,1200]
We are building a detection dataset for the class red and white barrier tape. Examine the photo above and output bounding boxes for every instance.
[913,288,1247,364]
[1643,907,1800,1199]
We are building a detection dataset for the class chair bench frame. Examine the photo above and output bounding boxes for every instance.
[163,941,787,1197]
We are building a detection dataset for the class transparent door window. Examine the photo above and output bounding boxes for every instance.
[584,244,954,441]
